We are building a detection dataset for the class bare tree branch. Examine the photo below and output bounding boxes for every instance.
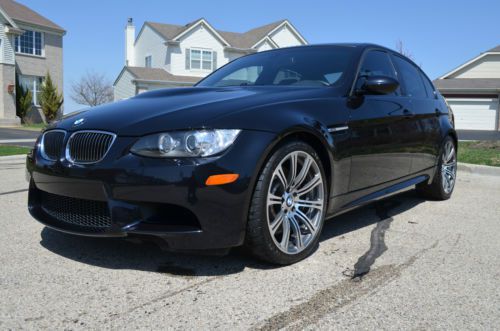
[395,39,415,61]
[71,71,113,107]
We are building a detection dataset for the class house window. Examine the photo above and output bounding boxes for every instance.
[15,30,44,56]
[19,75,44,106]
[190,49,213,71]
[145,55,152,68]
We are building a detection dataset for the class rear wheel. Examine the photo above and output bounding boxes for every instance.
[416,136,457,200]
[245,141,327,265]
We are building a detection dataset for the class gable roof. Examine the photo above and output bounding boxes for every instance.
[144,18,304,50]
[439,44,500,79]
[0,0,65,33]
[124,66,200,84]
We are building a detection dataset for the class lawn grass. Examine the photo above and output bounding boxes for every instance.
[20,123,46,131]
[0,145,31,157]
[458,141,500,167]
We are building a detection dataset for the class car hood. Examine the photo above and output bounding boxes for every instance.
[54,86,332,136]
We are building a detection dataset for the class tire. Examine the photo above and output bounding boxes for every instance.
[416,136,457,200]
[245,140,328,265]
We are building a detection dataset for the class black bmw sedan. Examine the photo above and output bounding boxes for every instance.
[27,44,457,264]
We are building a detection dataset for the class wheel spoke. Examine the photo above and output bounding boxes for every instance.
[270,211,285,235]
[276,164,288,189]
[288,153,298,187]
[292,156,312,190]
[444,168,455,179]
[267,193,282,206]
[280,217,290,249]
[446,146,455,162]
[289,216,303,250]
[296,175,321,196]
[296,198,323,210]
[294,209,317,235]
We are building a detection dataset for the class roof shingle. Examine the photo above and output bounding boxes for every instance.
[0,0,64,32]
[486,45,500,53]
[126,66,200,83]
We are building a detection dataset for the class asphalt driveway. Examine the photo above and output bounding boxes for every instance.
[0,155,499,329]
[0,128,39,147]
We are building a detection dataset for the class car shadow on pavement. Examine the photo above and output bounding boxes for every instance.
[321,190,424,242]
[39,190,425,277]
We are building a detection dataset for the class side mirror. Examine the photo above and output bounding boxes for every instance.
[358,76,399,95]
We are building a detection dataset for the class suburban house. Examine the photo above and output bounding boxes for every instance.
[114,18,307,100]
[0,0,64,125]
[434,46,500,132]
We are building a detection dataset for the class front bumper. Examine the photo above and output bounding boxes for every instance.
[27,130,276,250]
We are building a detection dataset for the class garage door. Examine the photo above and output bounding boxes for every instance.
[446,99,498,131]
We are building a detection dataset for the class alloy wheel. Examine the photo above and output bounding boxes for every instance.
[441,140,457,194]
[266,151,325,254]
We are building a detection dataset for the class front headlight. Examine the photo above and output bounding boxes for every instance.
[130,129,241,158]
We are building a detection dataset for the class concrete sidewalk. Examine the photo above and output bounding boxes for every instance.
[457,129,500,141]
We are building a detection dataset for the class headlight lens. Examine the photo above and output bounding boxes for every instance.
[130,129,241,158]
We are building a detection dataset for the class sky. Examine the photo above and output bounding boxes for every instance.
[18,0,500,113]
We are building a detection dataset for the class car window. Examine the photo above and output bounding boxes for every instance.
[213,66,263,87]
[356,50,399,95]
[198,47,355,88]
[392,55,427,98]
[358,50,397,78]
[420,72,436,98]
[273,69,302,85]
[324,72,342,84]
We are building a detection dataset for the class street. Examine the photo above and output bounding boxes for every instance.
[0,155,499,330]
[0,128,39,147]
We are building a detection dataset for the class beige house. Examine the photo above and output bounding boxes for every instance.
[434,45,500,132]
[0,0,65,125]
[114,18,307,100]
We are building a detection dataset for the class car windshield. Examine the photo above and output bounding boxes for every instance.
[197,46,355,88]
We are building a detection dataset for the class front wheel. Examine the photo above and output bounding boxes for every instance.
[245,141,327,265]
[416,136,457,200]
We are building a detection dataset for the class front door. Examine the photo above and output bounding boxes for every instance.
[347,49,413,191]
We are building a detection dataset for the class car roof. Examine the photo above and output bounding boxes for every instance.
[265,43,421,70]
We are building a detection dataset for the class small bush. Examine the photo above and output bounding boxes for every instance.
[15,76,33,122]
[39,72,63,122]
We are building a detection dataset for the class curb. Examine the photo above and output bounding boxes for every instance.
[458,162,500,177]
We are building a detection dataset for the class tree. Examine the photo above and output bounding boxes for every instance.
[395,39,414,61]
[39,72,63,122]
[15,76,33,122]
[71,71,113,106]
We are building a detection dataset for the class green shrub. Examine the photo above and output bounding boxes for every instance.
[15,76,33,122]
[39,72,63,122]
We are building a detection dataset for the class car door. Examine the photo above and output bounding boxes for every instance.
[347,49,413,191]
[390,54,441,173]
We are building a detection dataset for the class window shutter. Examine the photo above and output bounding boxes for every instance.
[212,51,217,70]
[185,48,190,70]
